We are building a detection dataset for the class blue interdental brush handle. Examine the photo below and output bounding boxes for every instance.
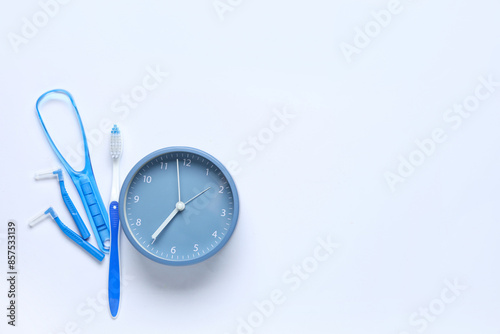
[58,176,91,240]
[35,169,91,240]
[55,215,105,261]
[108,201,120,317]
[41,208,105,261]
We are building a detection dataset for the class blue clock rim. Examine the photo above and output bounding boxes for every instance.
[119,146,240,266]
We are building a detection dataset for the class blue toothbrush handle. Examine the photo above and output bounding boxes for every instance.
[108,201,120,318]
[54,216,105,261]
[60,181,91,240]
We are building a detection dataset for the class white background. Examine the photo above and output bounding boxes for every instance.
[1,1,500,333]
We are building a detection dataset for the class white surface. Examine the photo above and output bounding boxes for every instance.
[1,1,500,333]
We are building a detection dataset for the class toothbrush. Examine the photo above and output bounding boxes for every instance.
[108,125,122,318]
[34,169,91,240]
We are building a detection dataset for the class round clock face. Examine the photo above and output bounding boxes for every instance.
[119,147,239,266]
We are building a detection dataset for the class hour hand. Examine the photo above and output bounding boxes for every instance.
[151,202,185,243]
[150,187,211,243]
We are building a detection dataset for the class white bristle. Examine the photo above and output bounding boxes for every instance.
[110,125,122,159]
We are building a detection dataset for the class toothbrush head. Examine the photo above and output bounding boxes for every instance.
[110,125,122,159]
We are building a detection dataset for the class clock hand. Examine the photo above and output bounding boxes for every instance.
[151,201,186,243]
[176,159,181,203]
[151,187,210,243]
[185,187,211,205]
[152,159,184,244]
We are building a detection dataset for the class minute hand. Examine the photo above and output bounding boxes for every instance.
[185,187,211,205]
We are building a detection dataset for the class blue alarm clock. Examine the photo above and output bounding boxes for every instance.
[119,147,239,265]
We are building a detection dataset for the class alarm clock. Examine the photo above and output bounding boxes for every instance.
[119,147,239,265]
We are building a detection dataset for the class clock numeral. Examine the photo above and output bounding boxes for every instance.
[136,219,142,226]
[219,186,224,194]
[193,244,199,252]
[221,209,226,217]
[160,162,168,170]
[171,246,176,254]
[183,159,191,167]
[143,175,152,183]
[212,231,217,238]
[134,195,140,203]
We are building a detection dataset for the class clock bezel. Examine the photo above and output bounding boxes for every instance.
[119,146,240,266]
